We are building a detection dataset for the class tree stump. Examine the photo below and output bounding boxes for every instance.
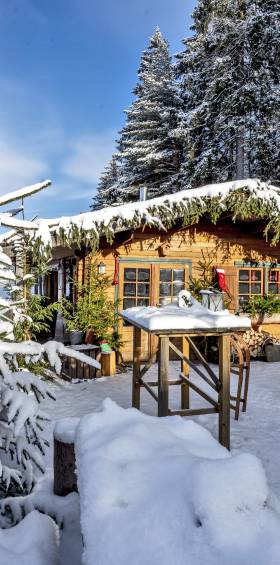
[53,437,77,496]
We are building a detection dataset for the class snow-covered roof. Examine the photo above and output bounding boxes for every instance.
[36,178,280,250]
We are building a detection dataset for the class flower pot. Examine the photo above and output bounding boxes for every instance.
[69,330,84,346]
[85,330,98,345]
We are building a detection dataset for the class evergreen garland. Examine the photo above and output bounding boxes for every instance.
[43,181,280,252]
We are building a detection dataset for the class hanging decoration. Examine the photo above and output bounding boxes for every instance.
[112,255,119,286]
[216,268,227,291]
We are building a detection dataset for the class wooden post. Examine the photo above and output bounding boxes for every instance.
[181,336,190,409]
[101,351,116,376]
[158,336,169,417]
[132,327,142,409]
[53,438,77,496]
[218,334,231,450]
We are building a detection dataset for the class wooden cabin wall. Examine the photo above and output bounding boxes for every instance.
[76,221,280,362]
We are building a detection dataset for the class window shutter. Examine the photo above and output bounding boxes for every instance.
[216,266,238,312]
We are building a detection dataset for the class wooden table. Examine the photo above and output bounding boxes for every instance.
[121,314,249,450]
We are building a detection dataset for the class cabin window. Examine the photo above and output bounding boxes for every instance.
[238,268,263,308]
[268,269,280,294]
[159,268,185,305]
[123,267,151,309]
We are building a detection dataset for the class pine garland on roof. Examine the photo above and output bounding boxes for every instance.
[39,180,280,253]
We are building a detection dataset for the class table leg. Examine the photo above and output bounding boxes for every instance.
[181,336,190,409]
[158,336,169,417]
[132,327,142,409]
[218,335,231,450]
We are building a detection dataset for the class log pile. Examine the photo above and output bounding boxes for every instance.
[241,328,280,358]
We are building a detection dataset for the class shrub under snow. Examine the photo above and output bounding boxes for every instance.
[0,510,59,564]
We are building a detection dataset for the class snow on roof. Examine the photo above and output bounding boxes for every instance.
[37,178,280,249]
[121,301,251,332]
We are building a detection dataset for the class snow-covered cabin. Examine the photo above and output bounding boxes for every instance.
[41,179,280,361]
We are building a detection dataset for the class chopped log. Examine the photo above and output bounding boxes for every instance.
[53,437,77,496]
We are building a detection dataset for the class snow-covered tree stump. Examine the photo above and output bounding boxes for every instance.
[53,419,79,496]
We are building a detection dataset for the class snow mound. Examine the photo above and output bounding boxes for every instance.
[76,399,280,565]
[0,510,59,564]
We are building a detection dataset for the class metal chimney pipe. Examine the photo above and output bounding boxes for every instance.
[139,186,147,201]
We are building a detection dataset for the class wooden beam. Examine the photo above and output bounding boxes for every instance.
[144,379,182,387]
[179,372,219,409]
[169,407,218,416]
[181,337,190,409]
[187,337,220,388]
[139,353,157,379]
[140,380,159,402]
[132,327,142,409]
[168,340,218,392]
[218,335,231,450]
[158,337,169,417]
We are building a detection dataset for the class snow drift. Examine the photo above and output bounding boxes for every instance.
[0,510,59,564]
[76,399,280,565]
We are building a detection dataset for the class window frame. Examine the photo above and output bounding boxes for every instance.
[236,263,280,308]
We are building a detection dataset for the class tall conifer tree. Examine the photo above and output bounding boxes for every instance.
[91,156,120,210]
[93,28,182,207]
[116,27,182,202]
[177,0,280,188]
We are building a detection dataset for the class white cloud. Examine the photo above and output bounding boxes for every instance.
[0,140,48,195]
[61,132,117,185]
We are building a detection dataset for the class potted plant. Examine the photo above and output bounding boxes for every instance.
[241,295,280,327]
[58,260,121,351]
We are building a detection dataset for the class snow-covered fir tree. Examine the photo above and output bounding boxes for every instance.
[0,182,100,524]
[176,0,280,188]
[114,27,182,204]
[91,155,120,210]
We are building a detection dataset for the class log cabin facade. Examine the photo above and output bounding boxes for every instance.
[41,180,280,361]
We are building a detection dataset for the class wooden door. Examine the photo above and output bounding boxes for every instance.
[119,261,190,362]
[151,263,190,358]
[118,262,152,362]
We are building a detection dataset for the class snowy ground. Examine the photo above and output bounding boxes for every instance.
[40,360,280,564]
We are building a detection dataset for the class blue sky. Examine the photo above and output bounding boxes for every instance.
[0,0,196,219]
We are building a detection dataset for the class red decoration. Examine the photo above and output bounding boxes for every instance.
[216,268,226,291]
[269,270,279,283]
[112,255,119,286]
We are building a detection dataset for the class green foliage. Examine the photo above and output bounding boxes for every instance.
[13,282,57,342]
[58,261,121,350]
[242,295,280,317]
[189,248,217,300]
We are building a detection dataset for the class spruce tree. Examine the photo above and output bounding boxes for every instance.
[117,28,182,202]
[91,156,120,210]
[177,0,280,188]
[115,28,182,204]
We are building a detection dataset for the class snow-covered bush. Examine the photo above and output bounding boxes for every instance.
[0,340,100,526]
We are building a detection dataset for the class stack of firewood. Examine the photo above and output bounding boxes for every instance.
[241,328,280,358]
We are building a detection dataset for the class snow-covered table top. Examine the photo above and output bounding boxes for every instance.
[121,302,251,334]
